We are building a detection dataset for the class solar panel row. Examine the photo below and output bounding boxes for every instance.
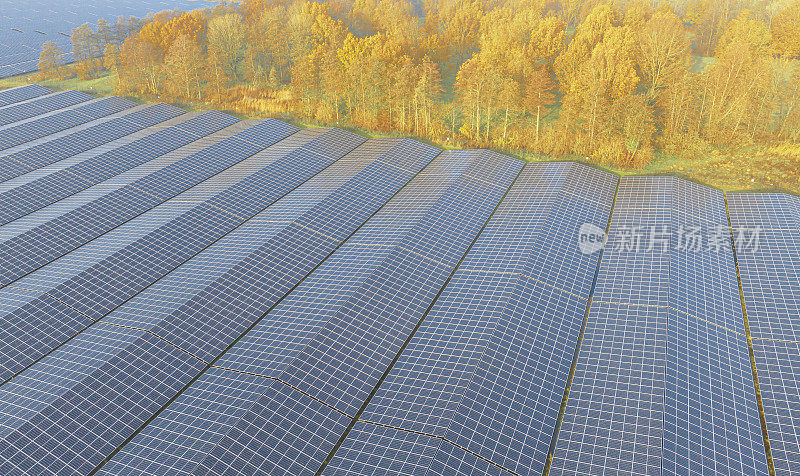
[191,150,523,475]
[0,95,137,151]
[0,87,788,476]
[0,119,299,289]
[324,162,617,476]
[0,134,444,475]
[0,90,92,126]
[0,109,236,225]
[0,103,185,182]
[100,138,439,475]
[0,84,50,108]
[728,192,800,475]
[551,177,768,475]
[108,149,512,475]
[0,121,294,378]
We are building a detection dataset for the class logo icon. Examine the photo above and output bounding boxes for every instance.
[578,223,606,255]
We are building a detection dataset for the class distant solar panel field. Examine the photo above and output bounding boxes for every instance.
[0,84,790,475]
[0,1,201,78]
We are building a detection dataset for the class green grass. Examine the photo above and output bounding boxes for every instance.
[0,72,120,99]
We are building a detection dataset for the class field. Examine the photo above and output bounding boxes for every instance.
[2,72,798,196]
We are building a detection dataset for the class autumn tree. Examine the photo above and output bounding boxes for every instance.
[118,37,164,97]
[37,42,64,80]
[454,56,488,140]
[528,16,566,67]
[770,2,800,59]
[165,35,204,101]
[205,46,230,104]
[96,19,113,47]
[637,5,691,99]
[524,67,556,147]
[103,44,120,74]
[207,13,246,80]
[701,10,772,141]
[777,68,800,140]
[413,56,443,137]
[433,0,484,64]
[554,2,615,92]
[92,0,794,170]
[72,23,103,79]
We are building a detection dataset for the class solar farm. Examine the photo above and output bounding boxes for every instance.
[0,0,201,78]
[0,84,796,475]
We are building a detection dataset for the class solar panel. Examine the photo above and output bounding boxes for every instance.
[551,177,768,475]
[0,124,353,383]
[99,139,437,475]
[187,150,522,475]
[0,119,297,288]
[728,192,800,474]
[0,89,92,126]
[0,137,442,475]
[0,95,136,151]
[0,110,237,225]
[0,103,185,182]
[323,162,618,476]
[0,84,51,107]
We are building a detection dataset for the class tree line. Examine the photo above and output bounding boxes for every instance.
[38,0,800,169]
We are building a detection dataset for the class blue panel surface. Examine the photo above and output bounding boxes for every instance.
[0,126,365,385]
[0,95,134,150]
[0,110,236,225]
[324,162,617,476]
[0,137,442,475]
[0,89,91,126]
[191,151,522,475]
[0,103,184,182]
[0,84,51,107]
[0,324,205,475]
[728,192,800,474]
[99,139,437,475]
[551,178,768,476]
[0,119,295,286]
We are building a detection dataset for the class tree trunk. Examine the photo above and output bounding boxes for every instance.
[536,105,541,146]
[451,106,456,141]
[486,103,491,143]
[475,88,481,140]
[503,101,509,144]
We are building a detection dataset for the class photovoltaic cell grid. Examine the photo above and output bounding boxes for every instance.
[99,138,439,475]
[0,118,301,291]
[0,120,295,382]
[0,84,51,107]
[551,177,767,476]
[728,192,800,475]
[0,102,185,182]
[0,86,785,475]
[0,109,236,226]
[0,90,90,125]
[0,124,366,387]
[188,150,521,475]
[322,162,616,476]
[0,95,138,151]
[100,150,492,474]
[0,125,372,473]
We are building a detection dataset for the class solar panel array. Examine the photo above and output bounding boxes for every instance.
[0,85,788,475]
[0,0,203,78]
